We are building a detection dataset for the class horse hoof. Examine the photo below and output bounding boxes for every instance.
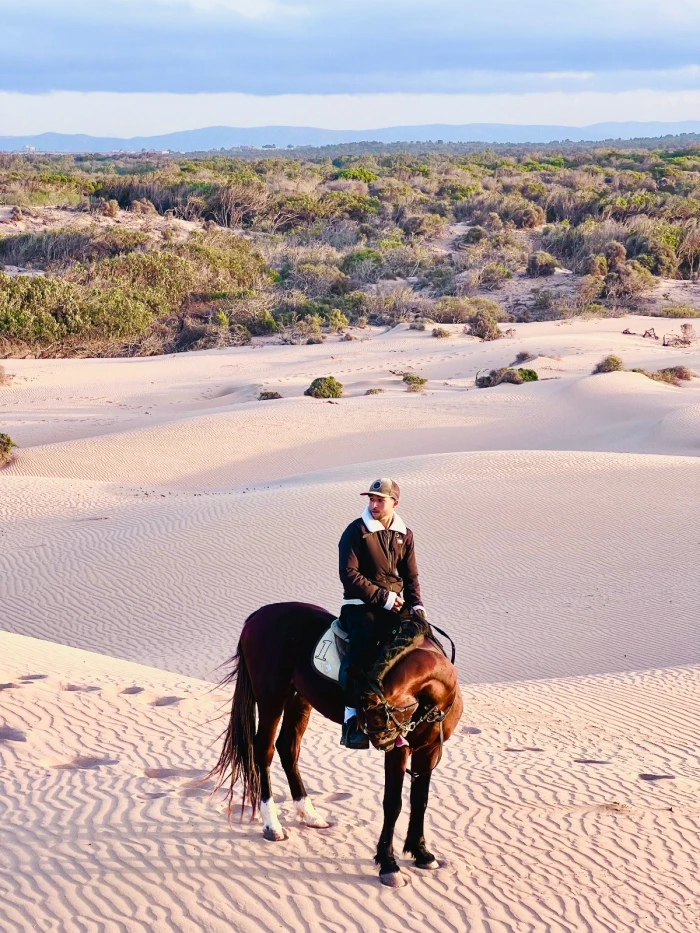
[414,856,439,870]
[262,826,288,842]
[305,817,330,829]
[379,871,406,888]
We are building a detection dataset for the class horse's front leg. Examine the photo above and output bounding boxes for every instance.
[403,747,439,869]
[255,711,287,841]
[375,745,410,886]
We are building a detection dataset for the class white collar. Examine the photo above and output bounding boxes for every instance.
[361,504,407,535]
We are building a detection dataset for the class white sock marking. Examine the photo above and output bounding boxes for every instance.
[294,796,329,828]
[260,798,284,835]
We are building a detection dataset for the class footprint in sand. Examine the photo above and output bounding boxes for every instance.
[142,767,206,779]
[120,686,144,695]
[61,684,101,692]
[326,792,352,803]
[639,773,675,782]
[574,759,611,765]
[19,674,47,681]
[462,726,482,735]
[42,755,118,770]
[0,683,21,691]
[149,696,183,707]
[505,747,544,753]
[0,725,26,742]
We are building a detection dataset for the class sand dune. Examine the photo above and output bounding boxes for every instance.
[1,633,698,933]
[2,316,700,931]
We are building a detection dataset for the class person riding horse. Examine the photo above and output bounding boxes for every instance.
[338,478,428,749]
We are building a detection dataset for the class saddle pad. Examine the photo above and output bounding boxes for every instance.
[312,619,348,682]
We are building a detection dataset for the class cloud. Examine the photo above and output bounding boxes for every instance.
[2,0,700,96]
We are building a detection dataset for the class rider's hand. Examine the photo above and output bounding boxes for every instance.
[392,595,405,612]
[411,606,427,622]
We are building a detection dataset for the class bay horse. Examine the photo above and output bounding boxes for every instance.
[208,601,462,887]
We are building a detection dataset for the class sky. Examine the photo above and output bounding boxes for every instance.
[2,0,700,135]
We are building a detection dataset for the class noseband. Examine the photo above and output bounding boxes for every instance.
[363,690,455,776]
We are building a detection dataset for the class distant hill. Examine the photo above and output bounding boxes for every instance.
[5,122,700,153]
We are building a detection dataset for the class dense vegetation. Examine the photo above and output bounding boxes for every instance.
[2,142,700,357]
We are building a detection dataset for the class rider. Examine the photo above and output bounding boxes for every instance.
[338,478,427,749]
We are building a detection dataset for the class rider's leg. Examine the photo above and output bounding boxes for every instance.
[276,691,329,828]
[339,605,375,748]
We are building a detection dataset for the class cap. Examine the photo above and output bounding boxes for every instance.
[360,478,400,501]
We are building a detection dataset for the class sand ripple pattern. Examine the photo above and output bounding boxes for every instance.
[1,633,698,933]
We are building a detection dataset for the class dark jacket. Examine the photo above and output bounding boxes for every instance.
[338,509,422,610]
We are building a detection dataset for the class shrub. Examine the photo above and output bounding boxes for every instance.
[365,388,384,395]
[259,391,282,400]
[335,167,379,183]
[513,204,545,229]
[468,307,502,341]
[526,251,558,277]
[480,263,512,289]
[592,355,624,374]
[306,334,324,344]
[586,254,608,276]
[603,260,654,302]
[462,226,487,245]
[409,322,426,331]
[476,367,539,388]
[101,199,119,218]
[304,376,343,398]
[512,350,535,365]
[402,372,427,391]
[432,326,450,338]
[0,227,150,268]
[0,432,17,466]
[605,241,627,270]
[326,308,349,332]
[659,305,699,318]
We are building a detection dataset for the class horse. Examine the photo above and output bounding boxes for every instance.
[208,601,462,887]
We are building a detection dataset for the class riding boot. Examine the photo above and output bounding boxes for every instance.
[340,675,370,750]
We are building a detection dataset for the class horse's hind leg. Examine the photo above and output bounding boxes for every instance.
[255,708,287,841]
[276,691,329,829]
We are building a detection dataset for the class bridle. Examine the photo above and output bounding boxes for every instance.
[362,689,455,777]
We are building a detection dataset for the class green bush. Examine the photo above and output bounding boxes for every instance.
[631,365,695,386]
[659,304,699,318]
[476,367,539,388]
[340,248,383,275]
[365,388,384,395]
[304,376,343,398]
[0,273,153,345]
[335,167,379,183]
[326,308,349,332]
[432,326,450,338]
[402,372,427,391]
[592,355,624,374]
[480,263,512,289]
[526,251,558,277]
[0,432,17,466]
[259,391,283,400]
[468,307,502,341]
[409,321,426,331]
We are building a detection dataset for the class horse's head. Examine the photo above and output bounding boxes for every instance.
[361,638,462,755]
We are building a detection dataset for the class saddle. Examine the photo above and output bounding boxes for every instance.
[312,615,431,688]
[312,619,349,682]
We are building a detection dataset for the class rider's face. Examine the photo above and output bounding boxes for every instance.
[367,495,396,524]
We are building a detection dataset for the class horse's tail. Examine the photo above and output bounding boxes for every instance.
[208,642,261,820]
